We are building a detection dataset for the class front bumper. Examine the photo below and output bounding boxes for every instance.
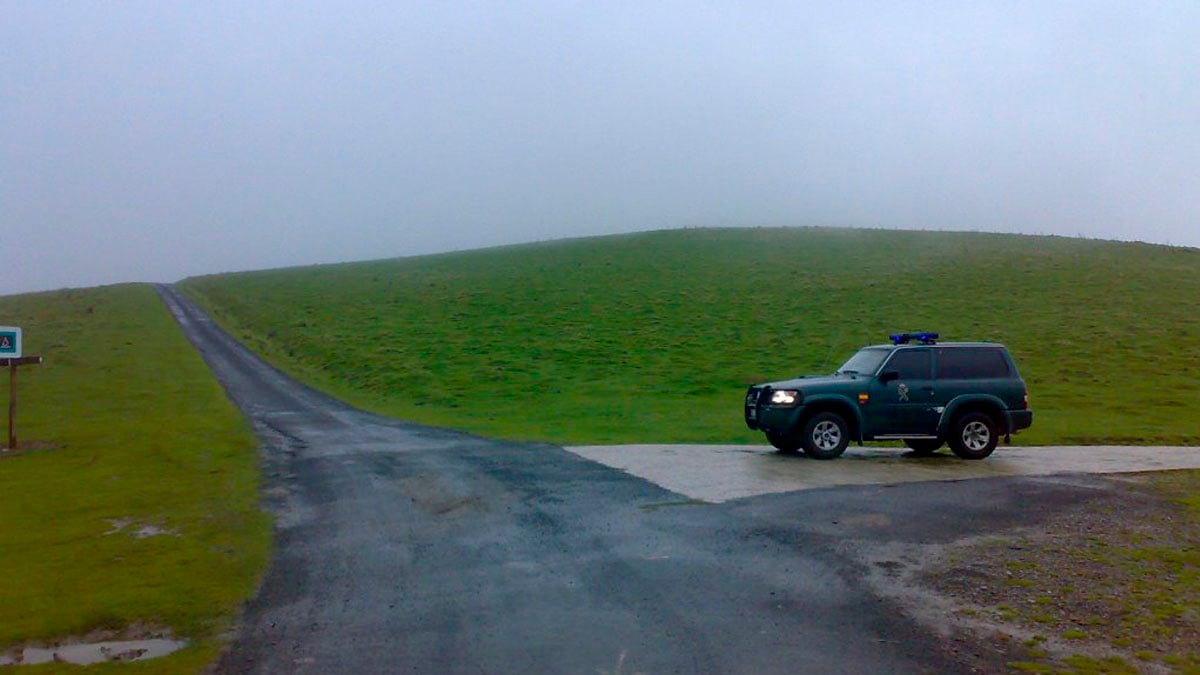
[745,386,803,432]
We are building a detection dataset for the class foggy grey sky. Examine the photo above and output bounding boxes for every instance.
[3,2,1198,295]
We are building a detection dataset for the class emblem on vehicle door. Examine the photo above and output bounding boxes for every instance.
[897,383,909,401]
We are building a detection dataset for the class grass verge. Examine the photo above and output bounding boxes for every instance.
[182,227,1200,445]
[928,470,1200,673]
[0,284,270,672]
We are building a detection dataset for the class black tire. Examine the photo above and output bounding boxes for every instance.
[800,412,850,460]
[949,412,998,460]
[766,430,803,454]
[903,438,944,456]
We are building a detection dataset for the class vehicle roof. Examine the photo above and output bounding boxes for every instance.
[863,341,1007,349]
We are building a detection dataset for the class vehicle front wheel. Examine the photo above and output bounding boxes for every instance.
[766,430,803,454]
[903,438,944,456]
[801,412,849,460]
[949,412,998,460]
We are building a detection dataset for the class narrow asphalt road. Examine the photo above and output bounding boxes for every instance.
[158,285,1126,674]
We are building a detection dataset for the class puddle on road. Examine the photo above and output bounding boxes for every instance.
[0,638,188,666]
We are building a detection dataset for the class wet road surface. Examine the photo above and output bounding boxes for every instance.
[158,285,1136,674]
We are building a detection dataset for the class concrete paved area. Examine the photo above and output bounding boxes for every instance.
[565,444,1200,503]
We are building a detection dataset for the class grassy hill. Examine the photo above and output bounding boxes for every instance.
[181,227,1200,446]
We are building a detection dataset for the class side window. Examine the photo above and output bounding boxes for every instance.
[883,349,932,380]
[937,348,1011,379]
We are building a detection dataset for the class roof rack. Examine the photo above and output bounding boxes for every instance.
[889,332,939,345]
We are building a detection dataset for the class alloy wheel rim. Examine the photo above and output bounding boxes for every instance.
[813,421,841,450]
[963,421,990,450]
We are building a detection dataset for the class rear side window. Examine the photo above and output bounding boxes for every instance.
[883,348,932,379]
[936,347,1011,379]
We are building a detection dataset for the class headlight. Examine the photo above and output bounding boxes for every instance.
[770,389,800,405]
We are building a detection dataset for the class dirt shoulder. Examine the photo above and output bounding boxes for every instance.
[866,470,1200,673]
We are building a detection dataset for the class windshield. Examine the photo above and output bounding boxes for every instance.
[835,347,891,375]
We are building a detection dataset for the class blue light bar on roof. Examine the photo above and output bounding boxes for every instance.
[889,332,939,345]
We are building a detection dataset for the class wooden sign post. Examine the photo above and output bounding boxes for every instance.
[2,328,43,450]
[2,356,42,451]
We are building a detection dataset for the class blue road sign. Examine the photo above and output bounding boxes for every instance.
[0,327,21,358]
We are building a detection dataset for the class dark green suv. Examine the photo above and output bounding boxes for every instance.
[744,333,1032,460]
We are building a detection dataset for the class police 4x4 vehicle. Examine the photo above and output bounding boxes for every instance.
[744,333,1032,460]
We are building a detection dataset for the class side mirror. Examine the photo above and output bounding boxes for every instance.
[880,370,899,383]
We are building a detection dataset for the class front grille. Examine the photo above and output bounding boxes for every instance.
[745,386,767,429]
[746,386,770,406]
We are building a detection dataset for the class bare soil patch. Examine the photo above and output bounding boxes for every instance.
[0,440,62,457]
[899,471,1199,673]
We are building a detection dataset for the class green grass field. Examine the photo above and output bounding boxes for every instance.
[0,284,269,672]
[182,227,1200,446]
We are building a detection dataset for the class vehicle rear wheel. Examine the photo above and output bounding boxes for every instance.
[949,412,998,460]
[766,430,803,454]
[801,412,849,460]
[903,438,944,456]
